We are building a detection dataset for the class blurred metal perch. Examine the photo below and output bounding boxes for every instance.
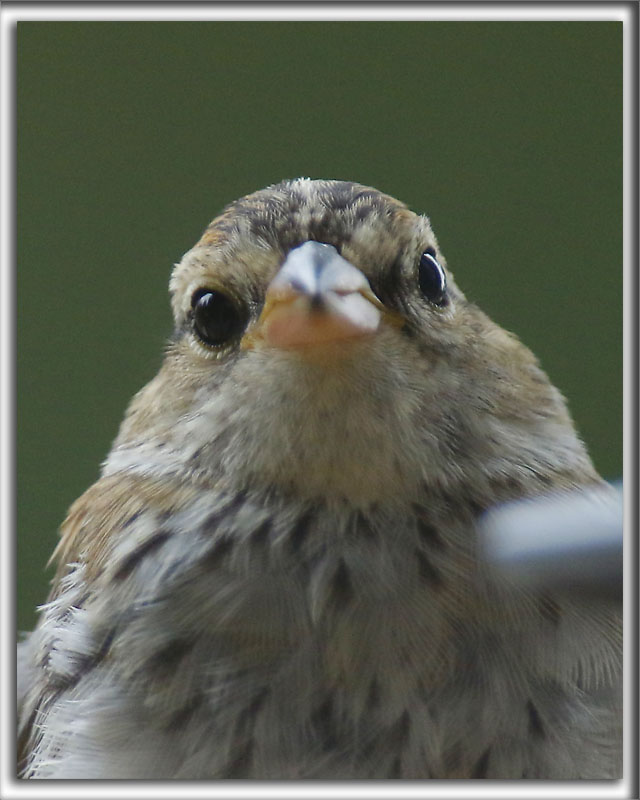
[478,482,623,602]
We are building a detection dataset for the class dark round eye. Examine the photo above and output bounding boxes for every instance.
[418,247,448,306]
[191,289,244,346]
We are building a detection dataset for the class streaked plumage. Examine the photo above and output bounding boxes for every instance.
[18,179,621,778]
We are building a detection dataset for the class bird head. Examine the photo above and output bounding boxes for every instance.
[108,179,596,508]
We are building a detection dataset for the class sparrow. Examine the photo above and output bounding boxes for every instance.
[17,178,622,779]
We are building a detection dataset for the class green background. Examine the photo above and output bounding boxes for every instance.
[17,22,622,631]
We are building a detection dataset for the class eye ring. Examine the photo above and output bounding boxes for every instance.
[190,288,245,346]
[418,248,448,306]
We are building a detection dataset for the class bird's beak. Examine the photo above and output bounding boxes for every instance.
[241,241,401,351]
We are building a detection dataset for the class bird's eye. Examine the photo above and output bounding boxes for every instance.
[191,289,244,346]
[418,247,448,307]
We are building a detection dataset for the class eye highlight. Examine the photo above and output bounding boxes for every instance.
[418,247,448,306]
[191,289,245,346]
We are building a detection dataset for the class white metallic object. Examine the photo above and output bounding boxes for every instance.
[479,483,623,601]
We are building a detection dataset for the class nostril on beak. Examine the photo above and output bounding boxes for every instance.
[288,278,307,295]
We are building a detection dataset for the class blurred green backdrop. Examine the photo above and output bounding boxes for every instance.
[17,21,622,631]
